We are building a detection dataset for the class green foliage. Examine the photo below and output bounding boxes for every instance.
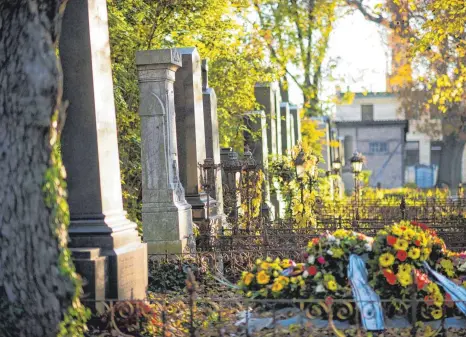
[148,258,208,293]
[252,0,340,114]
[44,113,90,336]
[107,0,272,225]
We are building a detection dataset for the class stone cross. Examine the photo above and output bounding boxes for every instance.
[60,0,147,300]
[135,49,194,254]
[174,48,217,221]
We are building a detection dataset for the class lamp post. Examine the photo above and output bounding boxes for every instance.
[350,152,364,220]
[332,157,342,175]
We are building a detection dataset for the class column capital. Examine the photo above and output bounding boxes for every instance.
[136,49,182,67]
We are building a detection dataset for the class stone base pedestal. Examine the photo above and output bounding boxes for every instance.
[142,204,193,254]
[71,241,148,301]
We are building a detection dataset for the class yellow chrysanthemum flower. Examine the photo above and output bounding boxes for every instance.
[246,291,253,298]
[397,272,413,287]
[392,226,403,236]
[281,259,292,268]
[260,262,270,270]
[420,247,431,261]
[379,253,395,267]
[402,229,416,241]
[331,247,345,259]
[394,239,409,251]
[327,280,338,291]
[243,272,254,286]
[271,281,284,293]
[277,276,289,285]
[433,293,444,307]
[408,247,421,260]
[398,264,412,274]
[256,259,262,265]
[273,271,279,278]
[256,270,270,285]
[431,308,442,320]
[333,229,349,239]
[291,277,298,284]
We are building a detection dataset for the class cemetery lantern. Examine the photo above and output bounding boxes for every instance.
[199,158,221,220]
[350,152,364,220]
[332,157,342,175]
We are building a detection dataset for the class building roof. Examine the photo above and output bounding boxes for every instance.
[335,119,408,127]
[353,92,395,98]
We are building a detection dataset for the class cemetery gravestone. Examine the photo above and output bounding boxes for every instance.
[60,0,147,300]
[136,49,194,254]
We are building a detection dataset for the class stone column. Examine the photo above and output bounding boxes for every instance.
[255,83,279,219]
[60,0,147,300]
[135,49,194,254]
[174,48,217,221]
[290,105,302,143]
[280,103,292,154]
[255,83,277,156]
[243,111,275,219]
[201,60,224,213]
[290,114,296,147]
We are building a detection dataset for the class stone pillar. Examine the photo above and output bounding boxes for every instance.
[60,0,147,300]
[280,103,292,154]
[255,83,277,157]
[290,105,302,143]
[174,48,217,221]
[201,60,224,213]
[135,49,194,254]
[290,114,296,147]
[243,111,275,219]
[255,83,280,219]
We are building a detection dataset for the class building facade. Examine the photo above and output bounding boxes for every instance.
[335,92,442,189]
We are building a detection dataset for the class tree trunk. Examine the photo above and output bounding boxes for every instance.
[436,133,465,190]
[0,2,75,337]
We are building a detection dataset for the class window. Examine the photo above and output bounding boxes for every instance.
[431,141,442,167]
[361,104,374,121]
[369,142,388,154]
[405,141,419,167]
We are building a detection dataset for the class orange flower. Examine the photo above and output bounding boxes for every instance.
[424,295,434,307]
[387,235,397,246]
[397,250,408,262]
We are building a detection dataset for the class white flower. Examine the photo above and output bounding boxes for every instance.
[327,235,336,242]
[327,249,334,256]
[302,270,309,278]
[335,239,341,246]
[364,243,372,252]
[316,284,325,293]
[308,255,315,264]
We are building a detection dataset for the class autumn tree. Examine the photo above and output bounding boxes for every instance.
[0,1,87,336]
[345,0,466,188]
[251,0,340,116]
[107,0,273,224]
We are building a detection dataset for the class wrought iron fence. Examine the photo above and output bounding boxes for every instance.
[84,295,466,336]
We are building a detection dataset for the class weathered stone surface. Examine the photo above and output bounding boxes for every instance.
[136,48,194,254]
[61,0,147,300]
[202,60,224,215]
[290,105,302,144]
[254,83,277,156]
[243,111,275,219]
[280,103,292,154]
[174,48,218,221]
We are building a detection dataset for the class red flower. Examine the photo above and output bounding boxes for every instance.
[445,293,455,308]
[415,240,421,247]
[415,270,429,290]
[424,295,434,306]
[411,221,419,226]
[312,238,320,245]
[397,250,408,261]
[317,256,326,265]
[387,236,397,246]
[384,271,397,285]
[308,265,317,276]
[400,226,407,231]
